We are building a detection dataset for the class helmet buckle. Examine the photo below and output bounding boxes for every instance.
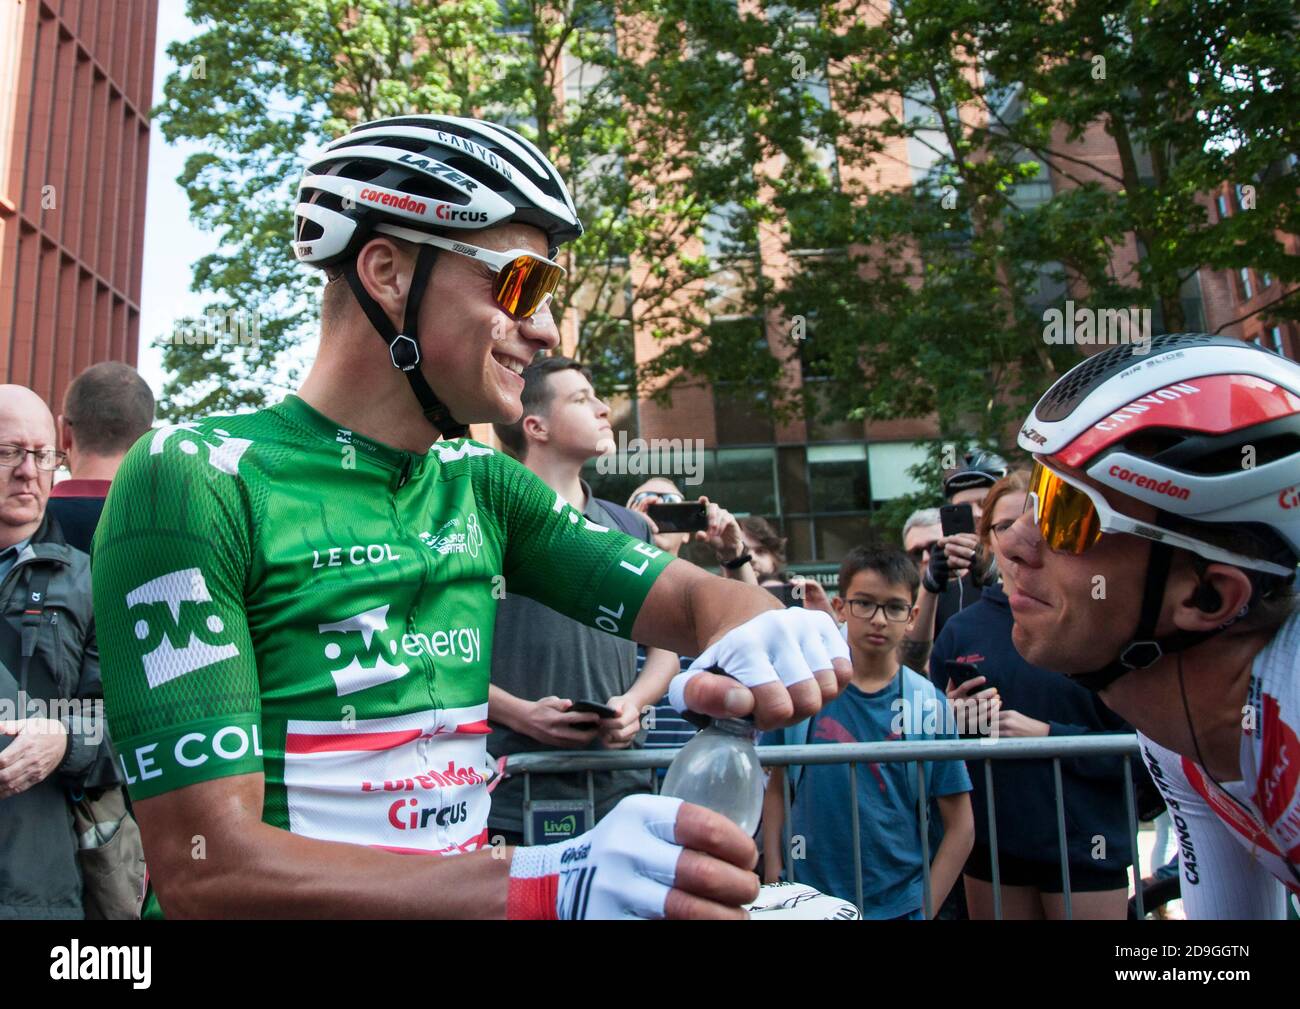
[389,334,421,372]
[1119,640,1163,670]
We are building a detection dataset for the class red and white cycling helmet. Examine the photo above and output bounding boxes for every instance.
[1018,333,1300,687]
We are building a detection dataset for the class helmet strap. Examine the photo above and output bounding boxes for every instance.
[342,244,469,440]
[1071,533,1221,692]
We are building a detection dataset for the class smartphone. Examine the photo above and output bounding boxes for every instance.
[940,503,976,537]
[646,501,708,533]
[764,582,804,608]
[942,660,984,691]
[569,699,619,719]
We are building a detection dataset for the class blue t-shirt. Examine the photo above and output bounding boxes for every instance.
[762,667,971,918]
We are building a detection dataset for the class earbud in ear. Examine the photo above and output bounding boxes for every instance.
[1193,582,1223,614]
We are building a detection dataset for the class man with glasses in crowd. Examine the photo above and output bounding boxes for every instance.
[1006,334,1300,918]
[0,385,114,919]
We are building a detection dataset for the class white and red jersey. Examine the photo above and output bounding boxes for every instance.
[1140,612,1300,919]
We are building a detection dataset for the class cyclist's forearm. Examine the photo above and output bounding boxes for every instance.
[631,560,781,656]
[155,818,513,919]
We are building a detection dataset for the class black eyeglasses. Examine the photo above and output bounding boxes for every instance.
[845,598,912,622]
[0,444,66,471]
[989,520,1016,539]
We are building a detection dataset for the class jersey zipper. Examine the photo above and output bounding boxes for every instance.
[396,454,412,489]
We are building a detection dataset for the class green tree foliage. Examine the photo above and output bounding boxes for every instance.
[646,0,1299,465]
[153,0,771,418]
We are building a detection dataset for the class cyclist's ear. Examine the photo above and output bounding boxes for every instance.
[354,236,415,323]
[1167,560,1253,632]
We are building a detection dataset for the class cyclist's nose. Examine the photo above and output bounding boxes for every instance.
[1002,511,1042,567]
[519,304,560,352]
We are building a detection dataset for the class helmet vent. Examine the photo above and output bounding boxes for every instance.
[443,154,512,193]
[1036,333,1237,422]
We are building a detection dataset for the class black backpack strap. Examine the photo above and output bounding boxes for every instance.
[19,565,52,700]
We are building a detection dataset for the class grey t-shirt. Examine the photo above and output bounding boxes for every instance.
[487,485,655,835]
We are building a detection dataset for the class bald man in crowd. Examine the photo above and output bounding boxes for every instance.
[0,385,114,919]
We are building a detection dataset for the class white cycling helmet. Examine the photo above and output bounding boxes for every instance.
[294,115,582,265]
[1018,333,1300,688]
[292,115,583,436]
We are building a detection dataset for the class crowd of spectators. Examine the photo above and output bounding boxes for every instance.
[0,358,1146,921]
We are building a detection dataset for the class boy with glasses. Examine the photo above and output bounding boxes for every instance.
[760,546,973,918]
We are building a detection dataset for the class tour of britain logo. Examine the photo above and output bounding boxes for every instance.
[419,513,484,558]
[126,569,241,689]
[149,422,252,475]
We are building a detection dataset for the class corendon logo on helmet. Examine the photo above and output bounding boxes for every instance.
[1108,465,1192,501]
[1093,382,1201,432]
[358,188,428,215]
[1280,486,1300,510]
[434,203,489,223]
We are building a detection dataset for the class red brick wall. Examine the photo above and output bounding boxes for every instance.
[0,0,159,413]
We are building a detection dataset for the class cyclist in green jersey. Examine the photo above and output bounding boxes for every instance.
[93,115,851,919]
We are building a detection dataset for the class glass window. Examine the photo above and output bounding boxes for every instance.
[1269,326,1285,355]
[1239,268,1253,301]
[778,445,811,514]
[1216,194,1229,220]
[783,518,814,566]
[866,441,930,502]
[1262,272,1274,288]
[815,515,874,562]
[701,448,777,515]
[807,443,870,513]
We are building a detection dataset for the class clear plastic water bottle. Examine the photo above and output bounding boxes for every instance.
[661,717,764,835]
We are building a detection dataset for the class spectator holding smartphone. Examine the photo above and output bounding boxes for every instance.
[486,358,682,844]
[628,478,757,585]
[902,451,1005,673]
[626,478,753,755]
[930,470,1134,919]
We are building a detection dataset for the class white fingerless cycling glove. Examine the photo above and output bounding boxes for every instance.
[667,607,848,714]
[506,794,685,919]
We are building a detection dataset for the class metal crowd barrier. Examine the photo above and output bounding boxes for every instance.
[505,734,1147,920]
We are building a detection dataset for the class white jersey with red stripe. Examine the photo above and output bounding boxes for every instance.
[1139,611,1300,919]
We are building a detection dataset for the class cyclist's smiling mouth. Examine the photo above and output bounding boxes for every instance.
[491,351,529,385]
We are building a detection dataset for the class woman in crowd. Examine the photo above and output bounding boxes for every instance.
[931,471,1135,919]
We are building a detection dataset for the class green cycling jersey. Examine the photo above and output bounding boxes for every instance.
[92,394,672,859]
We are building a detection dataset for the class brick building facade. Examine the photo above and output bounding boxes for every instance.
[0,0,159,412]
